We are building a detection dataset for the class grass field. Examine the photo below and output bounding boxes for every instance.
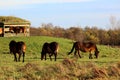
[0,36,120,80]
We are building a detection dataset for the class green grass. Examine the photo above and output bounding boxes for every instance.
[0,36,120,79]
[0,36,72,66]
[0,36,120,65]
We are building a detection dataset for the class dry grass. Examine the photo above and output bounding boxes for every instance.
[1,59,117,80]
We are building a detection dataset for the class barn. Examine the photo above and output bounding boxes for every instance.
[0,16,30,37]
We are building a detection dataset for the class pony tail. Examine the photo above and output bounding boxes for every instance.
[68,42,75,55]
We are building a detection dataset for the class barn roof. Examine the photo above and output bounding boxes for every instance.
[0,16,30,25]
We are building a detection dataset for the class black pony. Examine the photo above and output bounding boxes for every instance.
[41,42,59,61]
[9,40,26,62]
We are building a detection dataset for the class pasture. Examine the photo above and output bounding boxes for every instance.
[0,36,120,80]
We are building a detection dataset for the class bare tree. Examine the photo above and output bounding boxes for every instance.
[109,16,120,30]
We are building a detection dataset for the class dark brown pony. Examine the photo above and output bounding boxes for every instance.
[9,40,26,62]
[9,27,26,35]
[68,41,99,59]
[41,42,59,61]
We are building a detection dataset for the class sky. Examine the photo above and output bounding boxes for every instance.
[0,0,120,29]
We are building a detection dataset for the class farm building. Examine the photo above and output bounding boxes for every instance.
[0,16,30,37]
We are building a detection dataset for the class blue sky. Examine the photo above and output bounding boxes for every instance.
[0,0,120,29]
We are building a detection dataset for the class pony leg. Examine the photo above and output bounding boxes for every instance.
[49,54,52,61]
[74,50,77,56]
[23,52,25,62]
[54,53,57,61]
[78,50,82,58]
[18,53,21,62]
[13,53,17,62]
[94,51,99,59]
[45,54,47,60]
[89,53,93,59]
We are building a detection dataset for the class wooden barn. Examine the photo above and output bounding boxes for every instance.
[0,16,30,37]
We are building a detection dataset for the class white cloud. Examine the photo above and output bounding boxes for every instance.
[0,0,94,9]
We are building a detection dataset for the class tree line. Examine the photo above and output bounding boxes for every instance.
[30,23,120,45]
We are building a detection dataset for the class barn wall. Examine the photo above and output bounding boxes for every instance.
[4,32,30,37]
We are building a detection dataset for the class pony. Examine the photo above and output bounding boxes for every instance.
[9,27,27,36]
[9,40,26,62]
[68,41,99,59]
[41,42,59,61]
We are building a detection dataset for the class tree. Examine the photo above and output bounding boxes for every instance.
[109,16,120,30]
[98,29,110,45]
[65,27,84,41]
[53,26,65,37]
[84,26,99,43]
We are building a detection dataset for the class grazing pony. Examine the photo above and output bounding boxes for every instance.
[41,42,59,61]
[68,41,99,59]
[9,40,26,62]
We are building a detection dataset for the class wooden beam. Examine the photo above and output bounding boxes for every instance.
[4,24,30,27]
